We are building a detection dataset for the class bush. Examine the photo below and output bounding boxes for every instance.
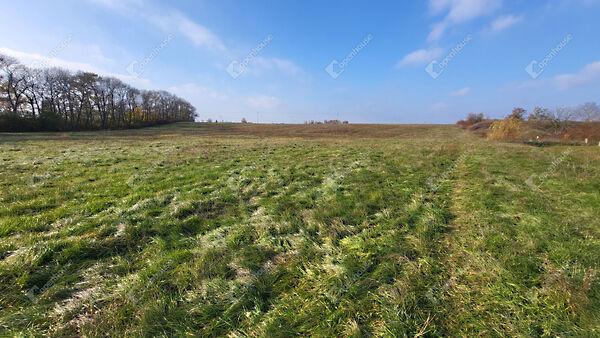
[457,113,485,128]
[509,107,526,121]
[528,107,553,122]
[527,107,562,132]
[487,118,523,141]
[38,109,63,131]
[0,114,41,132]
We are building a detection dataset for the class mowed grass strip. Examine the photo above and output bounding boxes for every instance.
[0,123,598,336]
[445,143,600,336]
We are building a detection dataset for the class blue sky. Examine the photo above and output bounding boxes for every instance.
[1,0,599,123]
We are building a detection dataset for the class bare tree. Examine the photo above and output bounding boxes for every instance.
[0,55,29,115]
[509,107,526,120]
[1,53,197,131]
[575,102,600,121]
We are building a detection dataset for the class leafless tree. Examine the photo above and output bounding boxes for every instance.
[575,102,600,121]
[0,54,30,116]
[0,52,198,131]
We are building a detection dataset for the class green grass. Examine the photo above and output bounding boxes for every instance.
[0,123,598,336]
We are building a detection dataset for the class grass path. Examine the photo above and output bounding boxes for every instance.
[443,142,600,336]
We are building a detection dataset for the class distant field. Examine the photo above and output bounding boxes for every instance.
[0,122,598,336]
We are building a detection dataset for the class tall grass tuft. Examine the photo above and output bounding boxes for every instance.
[487,118,523,141]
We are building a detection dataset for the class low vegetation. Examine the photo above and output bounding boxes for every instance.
[459,104,600,145]
[487,116,523,141]
[0,123,598,336]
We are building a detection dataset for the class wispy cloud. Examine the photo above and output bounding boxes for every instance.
[489,14,523,32]
[0,46,152,88]
[451,86,471,96]
[432,101,448,110]
[428,22,449,42]
[427,0,501,42]
[168,83,229,101]
[510,60,600,91]
[89,0,144,14]
[429,0,452,15]
[90,0,227,53]
[251,57,302,76]
[174,13,226,52]
[87,44,115,65]
[554,61,600,89]
[397,47,443,66]
[90,0,303,79]
[245,94,282,110]
[169,82,283,119]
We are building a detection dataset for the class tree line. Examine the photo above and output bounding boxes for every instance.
[458,103,600,128]
[0,53,197,131]
[457,104,600,143]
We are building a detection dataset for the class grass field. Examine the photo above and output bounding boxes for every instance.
[0,123,598,336]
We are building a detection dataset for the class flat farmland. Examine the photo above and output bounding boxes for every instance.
[0,123,598,336]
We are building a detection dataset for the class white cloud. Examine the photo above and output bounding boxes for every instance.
[87,44,114,65]
[168,82,283,120]
[0,47,152,89]
[90,0,142,7]
[451,86,471,96]
[445,0,501,23]
[432,101,448,110]
[489,14,523,32]
[89,0,304,80]
[174,14,226,52]
[168,83,229,101]
[397,47,443,66]
[429,0,452,15]
[427,0,502,42]
[90,0,227,52]
[510,61,600,92]
[251,57,302,76]
[554,0,600,7]
[427,22,449,42]
[89,0,143,13]
[554,61,600,89]
[245,95,282,110]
